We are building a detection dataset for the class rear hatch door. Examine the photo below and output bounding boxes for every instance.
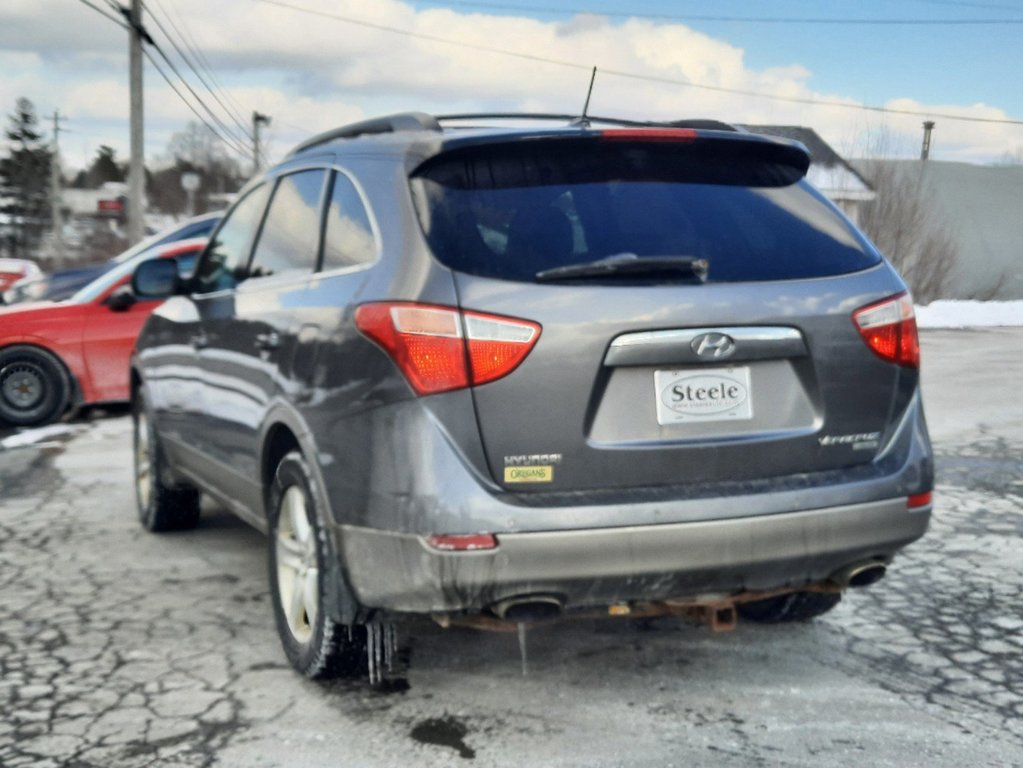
[410,131,903,492]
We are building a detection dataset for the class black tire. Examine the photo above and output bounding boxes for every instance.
[133,391,201,532]
[737,591,842,624]
[0,345,70,427]
[268,452,366,679]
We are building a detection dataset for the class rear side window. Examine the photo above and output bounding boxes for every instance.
[249,169,328,279]
[410,140,880,283]
[194,184,271,293]
[321,172,376,270]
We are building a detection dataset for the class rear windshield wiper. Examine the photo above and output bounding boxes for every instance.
[535,253,709,283]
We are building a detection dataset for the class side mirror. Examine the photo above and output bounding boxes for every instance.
[132,258,180,299]
[106,284,137,312]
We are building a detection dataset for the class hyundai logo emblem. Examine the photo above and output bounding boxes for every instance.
[691,332,736,360]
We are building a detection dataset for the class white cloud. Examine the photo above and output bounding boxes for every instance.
[1,0,1019,169]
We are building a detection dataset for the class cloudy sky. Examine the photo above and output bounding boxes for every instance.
[2,0,1022,173]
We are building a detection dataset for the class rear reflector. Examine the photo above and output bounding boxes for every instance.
[600,128,697,142]
[355,302,541,395]
[425,534,498,551]
[907,491,932,509]
[852,292,920,368]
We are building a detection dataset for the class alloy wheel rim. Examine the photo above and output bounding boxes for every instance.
[1,363,44,410]
[276,485,318,644]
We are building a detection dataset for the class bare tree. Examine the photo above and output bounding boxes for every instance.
[150,122,243,216]
[854,130,1006,304]
[856,160,955,304]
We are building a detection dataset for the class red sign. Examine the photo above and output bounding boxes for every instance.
[98,199,124,213]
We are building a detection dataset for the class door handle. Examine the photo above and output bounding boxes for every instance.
[190,333,209,350]
[255,331,280,351]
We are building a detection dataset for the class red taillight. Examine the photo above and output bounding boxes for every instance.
[600,128,697,142]
[907,491,932,509]
[425,534,498,551]
[354,302,541,395]
[852,292,920,368]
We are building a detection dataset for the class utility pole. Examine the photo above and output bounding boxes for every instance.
[127,0,146,245]
[49,110,66,269]
[252,111,271,175]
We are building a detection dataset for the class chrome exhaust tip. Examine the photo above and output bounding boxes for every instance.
[831,561,888,588]
[491,595,563,623]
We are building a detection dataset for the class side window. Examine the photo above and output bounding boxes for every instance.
[194,185,271,293]
[249,170,327,279]
[321,172,376,270]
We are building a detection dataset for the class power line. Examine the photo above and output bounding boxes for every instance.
[413,0,1023,24]
[143,0,252,134]
[254,0,1023,127]
[153,0,251,129]
[144,36,252,155]
[141,47,250,158]
[75,0,129,30]
[77,0,251,158]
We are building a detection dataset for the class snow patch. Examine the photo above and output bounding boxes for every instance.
[916,301,1023,329]
[0,424,80,450]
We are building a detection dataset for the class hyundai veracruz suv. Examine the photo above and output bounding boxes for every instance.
[129,112,933,684]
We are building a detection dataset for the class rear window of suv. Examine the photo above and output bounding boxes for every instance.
[410,138,881,283]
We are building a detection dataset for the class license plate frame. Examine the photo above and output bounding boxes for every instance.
[654,366,754,425]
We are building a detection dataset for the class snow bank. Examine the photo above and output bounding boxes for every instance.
[916,300,1023,329]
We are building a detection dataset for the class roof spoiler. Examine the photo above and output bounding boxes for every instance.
[285,112,746,158]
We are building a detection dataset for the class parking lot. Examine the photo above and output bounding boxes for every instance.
[1,328,1021,767]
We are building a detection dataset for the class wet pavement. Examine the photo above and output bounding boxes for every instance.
[0,329,1021,767]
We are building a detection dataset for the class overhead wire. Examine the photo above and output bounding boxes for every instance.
[143,0,252,133]
[76,0,252,158]
[159,0,252,129]
[75,0,130,30]
[140,47,250,158]
[254,0,1023,127]
[143,36,252,155]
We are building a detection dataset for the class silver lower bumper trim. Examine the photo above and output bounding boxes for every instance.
[335,497,929,613]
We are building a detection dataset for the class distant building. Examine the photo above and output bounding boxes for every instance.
[854,160,1023,300]
[742,125,876,225]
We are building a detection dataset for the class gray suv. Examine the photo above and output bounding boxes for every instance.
[130,112,932,684]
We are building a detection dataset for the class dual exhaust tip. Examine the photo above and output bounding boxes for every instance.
[489,561,887,624]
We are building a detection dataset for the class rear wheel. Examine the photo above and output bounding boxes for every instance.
[133,391,201,532]
[0,346,70,427]
[737,591,841,624]
[268,452,366,679]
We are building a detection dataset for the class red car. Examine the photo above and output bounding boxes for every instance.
[0,258,42,293]
[0,239,205,427]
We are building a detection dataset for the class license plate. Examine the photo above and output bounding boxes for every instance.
[654,367,753,425]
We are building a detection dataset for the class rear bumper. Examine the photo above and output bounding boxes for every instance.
[335,497,930,613]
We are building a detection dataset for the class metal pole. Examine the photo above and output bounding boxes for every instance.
[252,111,270,175]
[127,0,145,244]
[921,121,935,161]
[50,110,65,269]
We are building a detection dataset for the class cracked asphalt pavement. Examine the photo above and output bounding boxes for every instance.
[0,329,1021,767]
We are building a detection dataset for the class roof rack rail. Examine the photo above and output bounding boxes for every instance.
[287,111,442,157]
[436,113,660,128]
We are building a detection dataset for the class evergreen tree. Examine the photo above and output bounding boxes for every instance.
[84,145,125,188]
[0,98,52,259]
